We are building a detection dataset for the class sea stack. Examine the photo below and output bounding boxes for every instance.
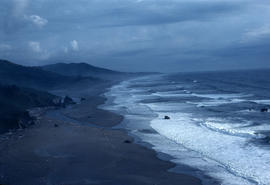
[164,116,170,120]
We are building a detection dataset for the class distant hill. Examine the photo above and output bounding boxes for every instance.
[0,60,99,90]
[0,59,125,134]
[41,62,123,80]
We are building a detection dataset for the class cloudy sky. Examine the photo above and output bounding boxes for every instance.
[0,0,270,72]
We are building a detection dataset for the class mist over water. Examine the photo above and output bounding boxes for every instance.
[103,69,270,185]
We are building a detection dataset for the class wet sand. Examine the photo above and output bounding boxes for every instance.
[0,84,202,185]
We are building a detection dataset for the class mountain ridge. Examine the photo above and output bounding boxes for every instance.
[0,60,101,90]
[41,62,123,79]
[0,59,121,134]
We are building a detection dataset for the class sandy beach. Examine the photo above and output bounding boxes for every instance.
[0,83,202,185]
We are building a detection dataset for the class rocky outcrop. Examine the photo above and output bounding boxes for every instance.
[52,97,62,106]
[164,116,170,120]
[261,108,268,112]
[62,96,76,108]
[18,112,35,129]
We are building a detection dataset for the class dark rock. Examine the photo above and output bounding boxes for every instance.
[261,108,268,112]
[29,120,35,125]
[54,124,59,127]
[18,112,35,129]
[124,140,132,144]
[139,129,158,134]
[80,97,86,102]
[262,136,270,143]
[64,96,75,104]
[164,115,170,120]
[53,97,62,106]
[63,96,76,107]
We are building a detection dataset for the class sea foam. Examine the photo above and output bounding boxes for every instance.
[103,74,270,185]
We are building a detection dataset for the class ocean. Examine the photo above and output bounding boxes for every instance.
[102,69,270,185]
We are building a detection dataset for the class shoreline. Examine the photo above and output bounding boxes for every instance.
[0,81,203,185]
[102,79,219,185]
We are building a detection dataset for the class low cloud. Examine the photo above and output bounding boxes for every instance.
[0,44,12,51]
[63,47,69,53]
[28,41,51,61]
[242,25,270,43]
[29,41,41,53]
[70,40,79,51]
[24,15,48,28]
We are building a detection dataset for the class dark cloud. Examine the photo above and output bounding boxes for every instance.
[89,1,241,28]
[0,0,270,72]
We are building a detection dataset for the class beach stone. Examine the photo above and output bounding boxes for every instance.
[164,116,170,120]
[124,140,132,144]
[261,108,268,112]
